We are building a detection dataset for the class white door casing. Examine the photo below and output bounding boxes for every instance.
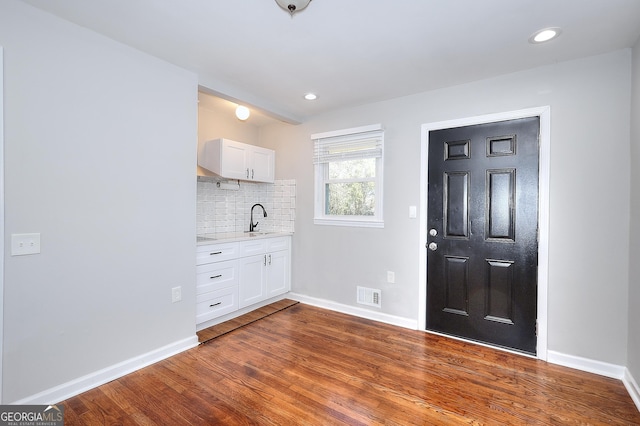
[419,106,551,360]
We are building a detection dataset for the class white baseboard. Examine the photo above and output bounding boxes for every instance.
[288,293,418,330]
[547,350,626,379]
[547,351,640,410]
[12,335,199,405]
[624,368,640,412]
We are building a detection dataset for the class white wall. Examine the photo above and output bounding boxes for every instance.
[262,49,633,366]
[0,1,198,402]
[628,38,640,381]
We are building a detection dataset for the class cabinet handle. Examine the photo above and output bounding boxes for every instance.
[263,255,267,266]
[210,274,222,279]
[209,302,222,308]
[246,168,250,178]
[209,251,222,256]
[252,169,254,179]
[268,254,272,265]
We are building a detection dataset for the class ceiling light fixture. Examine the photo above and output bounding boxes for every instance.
[235,105,250,121]
[529,27,562,44]
[275,0,312,16]
[304,93,317,101]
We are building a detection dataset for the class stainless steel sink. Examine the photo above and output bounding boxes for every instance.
[197,236,217,242]
[245,232,273,237]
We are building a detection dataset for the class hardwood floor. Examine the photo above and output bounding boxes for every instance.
[196,299,299,343]
[62,303,640,425]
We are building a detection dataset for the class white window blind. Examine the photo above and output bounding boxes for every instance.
[312,124,383,164]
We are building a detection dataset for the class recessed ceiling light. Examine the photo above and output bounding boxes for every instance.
[304,93,317,101]
[529,27,562,44]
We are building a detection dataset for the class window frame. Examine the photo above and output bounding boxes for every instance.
[312,124,384,228]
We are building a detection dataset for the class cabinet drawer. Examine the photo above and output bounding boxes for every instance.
[267,237,290,252]
[197,259,239,293]
[196,286,238,324]
[240,239,268,257]
[197,242,239,265]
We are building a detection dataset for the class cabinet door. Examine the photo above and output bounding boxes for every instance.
[249,146,275,183]
[239,254,266,308]
[220,139,249,180]
[266,250,289,297]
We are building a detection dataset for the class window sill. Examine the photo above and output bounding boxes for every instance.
[314,218,384,228]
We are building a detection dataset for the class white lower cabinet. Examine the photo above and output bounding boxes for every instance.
[197,236,290,325]
[196,286,238,324]
[196,245,240,324]
[239,236,290,308]
[239,254,267,308]
[266,249,289,297]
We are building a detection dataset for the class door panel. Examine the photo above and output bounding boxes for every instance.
[444,172,470,238]
[486,169,515,241]
[427,117,539,355]
[485,259,514,324]
[443,255,469,316]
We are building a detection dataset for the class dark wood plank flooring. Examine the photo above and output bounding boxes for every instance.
[61,303,640,425]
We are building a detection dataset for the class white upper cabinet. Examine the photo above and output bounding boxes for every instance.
[218,139,248,179]
[250,145,275,183]
[199,138,275,183]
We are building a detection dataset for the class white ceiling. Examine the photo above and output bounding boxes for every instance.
[21,0,640,124]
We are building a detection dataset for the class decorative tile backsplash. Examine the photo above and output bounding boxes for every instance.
[196,178,296,235]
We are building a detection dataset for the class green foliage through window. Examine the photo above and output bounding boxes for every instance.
[325,158,376,215]
[326,182,375,215]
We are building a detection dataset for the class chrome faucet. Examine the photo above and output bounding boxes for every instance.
[249,203,267,232]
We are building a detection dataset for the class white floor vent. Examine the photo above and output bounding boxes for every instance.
[357,286,381,308]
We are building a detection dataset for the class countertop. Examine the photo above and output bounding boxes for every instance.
[197,231,293,246]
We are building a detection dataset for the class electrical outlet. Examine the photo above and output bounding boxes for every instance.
[387,271,395,284]
[171,286,182,303]
[11,233,41,256]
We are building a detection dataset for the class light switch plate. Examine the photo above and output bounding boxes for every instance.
[387,271,395,284]
[171,286,182,303]
[11,233,41,256]
[409,205,417,218]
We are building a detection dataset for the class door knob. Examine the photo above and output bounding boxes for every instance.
[428,242,438,251]
[429,228,438,237]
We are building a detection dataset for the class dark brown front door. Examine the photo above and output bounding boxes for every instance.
[426,117,539,355]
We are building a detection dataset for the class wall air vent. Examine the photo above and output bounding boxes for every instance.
[357,286,381,308]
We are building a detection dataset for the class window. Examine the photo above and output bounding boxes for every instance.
[312,124,384,227]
